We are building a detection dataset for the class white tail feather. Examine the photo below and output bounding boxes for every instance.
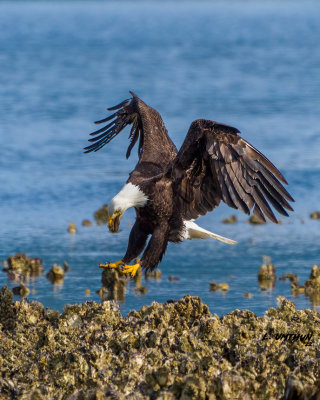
[183,220,237,245]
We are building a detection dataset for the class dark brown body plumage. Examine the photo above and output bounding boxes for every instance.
[85,92,294,271]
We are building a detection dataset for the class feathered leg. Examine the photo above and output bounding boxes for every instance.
[139,222,169,272]
[122,221,149,264]
[99,220,148,273]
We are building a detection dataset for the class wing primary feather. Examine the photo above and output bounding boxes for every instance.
[256,161,294,202]
[253,204,267,223]
[90,121,115,136]
[88,127,115,142]
[94,113,117,124]
[107,99,130,111]
[252,186,278,223]
[257,171,294,212]
[245,142,288,184]
[241,156,294,203]
[257,183,289,216]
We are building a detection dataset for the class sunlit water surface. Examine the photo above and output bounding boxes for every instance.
[0,1,320,316]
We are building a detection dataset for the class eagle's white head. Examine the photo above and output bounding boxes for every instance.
[108,183,148,233]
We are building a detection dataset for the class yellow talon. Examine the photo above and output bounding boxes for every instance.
[99,260,123,269]
[121,263,141,277]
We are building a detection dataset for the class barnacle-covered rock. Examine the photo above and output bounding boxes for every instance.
[169,276,180,281]
[0,286,16,330]
[279,273,298,285]
[101,268,128,301]
[68,221,77,234]
[133,286,149,295]
[94,204,109,225]
[3,253,44,278]
[222,215,237,224]
[63,261,70,272]
[145,269,162,280]
[304,265,320,305]
[258,261,276,290]
[209,282,229,292]
[310,211,320,220]
[248,215,266,224]
[12,282,30,297]
[46,264,64,284]
[0,290,319,399]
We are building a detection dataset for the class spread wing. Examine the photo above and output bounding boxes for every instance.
[84,91,143,159]
[169,119,294,223]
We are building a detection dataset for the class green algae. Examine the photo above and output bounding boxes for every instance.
[0,286,319,399]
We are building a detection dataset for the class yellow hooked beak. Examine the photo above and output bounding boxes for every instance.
[108,211,123,233]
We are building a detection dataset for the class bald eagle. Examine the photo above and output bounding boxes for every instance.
[85,92,294,276]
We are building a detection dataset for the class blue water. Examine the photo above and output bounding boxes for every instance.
[1,1,320,316]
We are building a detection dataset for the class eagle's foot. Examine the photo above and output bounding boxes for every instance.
[99,260,124,269]
[121,263,141,277]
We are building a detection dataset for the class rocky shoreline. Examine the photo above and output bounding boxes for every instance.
[0,286,319,400]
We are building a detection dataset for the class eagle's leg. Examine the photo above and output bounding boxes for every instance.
[111,220,148,277]
[99,260,124,269]
[122,221,149,262]
[140,222,168,271]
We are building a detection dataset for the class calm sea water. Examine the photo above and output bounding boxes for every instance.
[0,1,320,316]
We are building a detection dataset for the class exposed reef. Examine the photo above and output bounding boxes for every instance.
[248,215,267,224]
[67,222,77,234]
[0,287,319,399]
[310,211,320,220]
[2,253,44,279]
[94,204,109,225]
[221,215,237,224]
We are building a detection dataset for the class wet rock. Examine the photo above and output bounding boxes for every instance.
[222,215,237,224]
[243,292,253,298]
[0,286,16,330]
[1,292,319,399]
[209,282,229,292]
[258,260,276,290]
[101,269,128,301]
[310,211,320,220]
[145,269,162,280]
[291,283,305,296]
[3,253,44,278]
[248,215,266,224]
[279,273,298,285]
[133,264,143,289]
[94,204,109,225]
[133,286,149,295]
[46,264,64,284]
[12,282,30,297]
[304,265,320,305]
[82,219,92,226]
[68,221,77,234]
[169,276,180,281]
[63,261,70,272]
